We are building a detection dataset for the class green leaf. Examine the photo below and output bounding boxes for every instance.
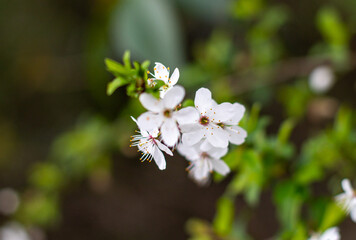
[316,7,349,46]
[29,163,65,193]
[273,181,308,230]
[319,201,345,232]
[213,196,234,236]
[277,119,295,145]
[105,58,127,76]
[182,99,194,107]
[107,77,129,95]
[123,50,131,69]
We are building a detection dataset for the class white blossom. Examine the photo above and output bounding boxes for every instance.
[130,117,173,170]
[181,88,247,148]
[335,178,356,222]
[137,85,197,147]
[0,222,31,240]
[147,62,179,98]
[308,227,340,240]
[177,141,229,184]
[309,66,335,94]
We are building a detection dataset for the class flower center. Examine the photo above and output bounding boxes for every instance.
[201,152,209,158]
[199,116,209,126]
[163,109,172,118]
[217,122,225,128]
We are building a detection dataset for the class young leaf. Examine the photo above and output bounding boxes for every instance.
[107,77,129,95]
[105,58,126,76]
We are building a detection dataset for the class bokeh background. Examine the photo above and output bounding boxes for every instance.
[0,0,356,239]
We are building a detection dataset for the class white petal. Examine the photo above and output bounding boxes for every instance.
[213,102,236,122]
[162,85,185,109]
[194,88,213,113]
[350,206,356,223]
[179,123,201,133]
[169,68,179,85]
[193,159,210,180]
[227,126,247,145]
[161,118,180,147]
[182,129,205,146]
[211,159,230,176]
[229,103,246,125]
[156,140,173,156]
[174,107,200,125]
[342,179,354,195]
[320,227,340,240]
[199,139,213,152]
[177,143,200,161]
[207,146,228,159]
[152,146,166,170]
[137,112,163,131]
[139,93,163,112]
[207,125,229,148]
[154,62,169,82]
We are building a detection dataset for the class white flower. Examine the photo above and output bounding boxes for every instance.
[137,85,197,147]
[177,141,230,184]
[308,227,340,240]
[147,62,180,98]
[130,117,173,170]
[335,178,356,222]
[181,88,247,148]
[309,66,335,94]
[0,222,31,240]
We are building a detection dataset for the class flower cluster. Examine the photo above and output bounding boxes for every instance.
[130,63,247,183]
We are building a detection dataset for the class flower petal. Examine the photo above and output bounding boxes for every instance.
[156,140,173,156]
[194,88,213,113]
[152,146,166,170]
[193,159,210,180]
[342,179,354,196]
[211,159,230,176]
[137,112,163,131]
[139,93,163,112]
[174,107,200,125]
[227,126,247,145]
[350,205,356,223]
[154,62,169,82]
[169,68,179,85]
[161,118,180,147]
[228,103,246,125]
[177,143,200,161]
[182,129,205,146]
[207,125,229,148]
[213,102,236,122]
[163,85,185,109]
[207,146,228,159]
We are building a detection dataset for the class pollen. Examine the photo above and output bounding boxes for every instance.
[146,116,150,120]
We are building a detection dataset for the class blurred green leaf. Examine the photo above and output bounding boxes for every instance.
[17,193,59,227]
[29,163,65,193]
[213,196,234,236]
[319,201,345,232]
[107,77,129,95]
[316,7,349,46]
[273,181,308,230]
[182,99,194,107]
[231,0,264,20]
[105,58,127,76]
[277,119,295,145]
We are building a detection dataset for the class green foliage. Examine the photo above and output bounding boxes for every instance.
[231,0,264,20]
[213,197,235,236]
[316,7,349,47]
[16,193,59,227]
[105,51,152,97]
[273,181,308,231]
